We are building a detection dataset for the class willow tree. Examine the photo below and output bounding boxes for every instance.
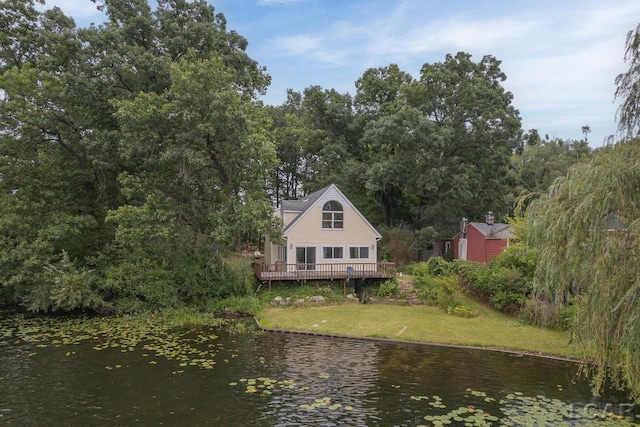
[527,140,640,402]
[616,23,640,138]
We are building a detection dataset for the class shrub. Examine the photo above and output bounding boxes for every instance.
[409,262,430,277]
[377,278,400,298]
[378,227,417,265]
[520,297,575,330]
[414,274,457,307]
[210,255,259,299]
[425,256,450,276]
[28,251,103,312]
[490,243,538,279]
[207,296,262,316]
[448,259,532,315]
[448,259,485,285]
[102,257,181,313]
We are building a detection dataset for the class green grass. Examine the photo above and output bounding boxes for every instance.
[257,302,580,359]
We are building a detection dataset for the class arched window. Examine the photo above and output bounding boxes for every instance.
[322,200,343,229]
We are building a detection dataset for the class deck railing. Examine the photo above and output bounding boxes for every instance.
[253,261,396,282]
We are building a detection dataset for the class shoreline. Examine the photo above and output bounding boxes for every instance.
[253,316,582,364]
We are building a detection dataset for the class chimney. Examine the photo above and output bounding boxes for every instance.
[485,211,495,225]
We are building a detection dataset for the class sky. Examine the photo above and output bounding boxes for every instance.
[43,0,640,147]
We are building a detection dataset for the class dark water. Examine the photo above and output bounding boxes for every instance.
[0,313,638,426]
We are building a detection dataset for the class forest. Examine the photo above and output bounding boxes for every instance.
[0,0,598,312]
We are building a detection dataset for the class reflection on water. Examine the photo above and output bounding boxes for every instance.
[0,313,637,426]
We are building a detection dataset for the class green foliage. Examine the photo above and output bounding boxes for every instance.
[378,227,416,265]
[408,257,450,277]
[408,262,430,277]
[615,23,640,137]
[207,296,263,316]
[519,298,574,330]
[410,226,437,254]
[414,274,458,307]
[425,256,450,276]
[527,140,640,402]
[258,284,349,306]
[446,304,479,318]
[448,259,485,281]
[510,137,592,199]
[451,259,531,314]
[377,278,400,298]
[27,251,103,312]
[102,258,180,313]
[490,243,538,279]
[210,256,259,299]
[0,0,277,312]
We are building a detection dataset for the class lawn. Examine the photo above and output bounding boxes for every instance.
[257,302,581,359]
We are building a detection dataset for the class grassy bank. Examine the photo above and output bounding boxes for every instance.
[257,302,580,359]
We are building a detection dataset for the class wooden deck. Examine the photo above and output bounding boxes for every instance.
[253,262,396,283]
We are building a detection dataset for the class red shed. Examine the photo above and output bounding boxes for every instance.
[450,213,515,264]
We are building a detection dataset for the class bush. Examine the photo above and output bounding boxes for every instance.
[448,259,485,284]
[377,278,400,298]
[409,262,430,277]
[490,243,538,279]
[103,258,181,313]
[207,296,262,316]
[378,227,417,265]
[425,256,450,276]
[28,251,103,312]
[520,297,575,330]
[414,274,457,307]
[210,255,259,299]
[449,259,531,315]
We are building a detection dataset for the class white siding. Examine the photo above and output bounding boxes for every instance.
[284,190,379,264]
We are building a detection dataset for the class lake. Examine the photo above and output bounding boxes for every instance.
[0,311,638,426]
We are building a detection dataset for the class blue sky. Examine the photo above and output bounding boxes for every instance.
[44,0,640,146]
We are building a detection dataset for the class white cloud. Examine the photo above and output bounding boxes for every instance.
[269,32,351,66]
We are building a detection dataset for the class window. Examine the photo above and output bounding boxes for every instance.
[322,200,344,229]
[349,246,369,259]
[277,245,287,262]
[323,246,343,259]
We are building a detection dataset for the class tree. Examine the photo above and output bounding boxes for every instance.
[353,54,522,232]
[510,136,592,197]
[527,140,640,403]
[615,23,640,138]
[581,125,591,143]
[0,0,277,311]
[409,53,522,231]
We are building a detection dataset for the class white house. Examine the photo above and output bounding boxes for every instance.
[257,184,394,283]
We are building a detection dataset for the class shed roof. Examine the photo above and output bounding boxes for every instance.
[469,222,515,239]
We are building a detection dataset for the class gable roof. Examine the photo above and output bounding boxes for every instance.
[469,222,515,239]
[281,185,329,215]
[280,184,382,239]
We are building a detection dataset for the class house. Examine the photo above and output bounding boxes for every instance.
[255,184,395,286]
[447,212,515,264]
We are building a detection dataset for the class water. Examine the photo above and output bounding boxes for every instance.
[0,312,637,426]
